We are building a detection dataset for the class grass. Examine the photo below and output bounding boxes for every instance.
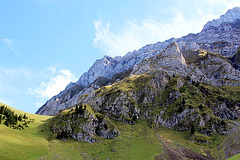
[42,120,162,160]
[0,103,238,160]
[228,153,240,160]
[0,103,52,160]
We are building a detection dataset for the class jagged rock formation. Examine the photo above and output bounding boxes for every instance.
[203,7,240,30]
[52,105,119,143]
[36,7,240,118]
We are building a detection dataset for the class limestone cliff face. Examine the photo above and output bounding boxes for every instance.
[49,41,240,145]
[203,7,240,30]
[80,43,239,136]
[36,7,240,116]
[51,105,119,143]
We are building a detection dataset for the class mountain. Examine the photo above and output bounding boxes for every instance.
[36,7,240,116]
[50,42,240,159]
[4,7,240,159]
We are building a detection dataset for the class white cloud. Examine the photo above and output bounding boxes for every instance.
[93,1,240,57]
[29,68,77,99]
[2,39,19,55]
[93,16,204,57]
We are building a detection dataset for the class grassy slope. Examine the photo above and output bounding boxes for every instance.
[39,120,226,160]
[0,103,52,160]
[228,153,240,160]
[42,120,162,160]
[0,102,239,160]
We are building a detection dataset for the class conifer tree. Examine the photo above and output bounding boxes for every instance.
[23,113,27,119]
[190,124,195,135]
[0,115,2,124]
[75,105,79,113]
[18,115,23,122]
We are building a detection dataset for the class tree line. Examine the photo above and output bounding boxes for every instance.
[0,105,34,130]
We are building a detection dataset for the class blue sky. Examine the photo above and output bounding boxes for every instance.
[0,0,240,113]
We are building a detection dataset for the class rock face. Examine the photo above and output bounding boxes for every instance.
[81,43,239,136]
[52,105,119,143]
[36,7,240,117]
[49,35,240,145]
[230,47,240,70]
[203,7,240,30]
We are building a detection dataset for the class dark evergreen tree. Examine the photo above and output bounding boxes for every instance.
[23,113,28,119]
[75,105,79,113]
[79,105,84,115]
[196,81,200,87]
[190,124,195,135]
[182,98,186,105]
[0,115,2,124]
[18,115,23,122]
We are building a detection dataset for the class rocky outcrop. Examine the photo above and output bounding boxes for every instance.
[51,105,119,143]
[85,69,238,136]
[74,43,239,137]
[132,42,188,76]
[133,43,240,87]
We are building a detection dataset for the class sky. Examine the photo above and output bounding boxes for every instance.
[0,0,240,113]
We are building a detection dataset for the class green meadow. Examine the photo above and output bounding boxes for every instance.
[0,103,238,160]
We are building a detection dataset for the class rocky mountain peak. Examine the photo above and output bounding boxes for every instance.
[203,7,240,30]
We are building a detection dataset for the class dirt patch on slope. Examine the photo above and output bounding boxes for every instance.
[155,134,214,160]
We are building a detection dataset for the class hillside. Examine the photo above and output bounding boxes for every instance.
[1,102,240,159]
[0,103,52,160]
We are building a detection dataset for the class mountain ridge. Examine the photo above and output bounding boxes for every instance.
[49,43,240,159]
[203,7,240,30]
[36,7,240,116]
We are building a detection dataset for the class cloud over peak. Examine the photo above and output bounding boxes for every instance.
[28,68,77,99]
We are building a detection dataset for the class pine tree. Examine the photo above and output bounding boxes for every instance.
[182,98,186,105]
[18,115,23,122]
[0,115,2,124]
[79,105,84,114]
[190,124,195,135]
[23,113,28,119]
[75,105,79,113]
